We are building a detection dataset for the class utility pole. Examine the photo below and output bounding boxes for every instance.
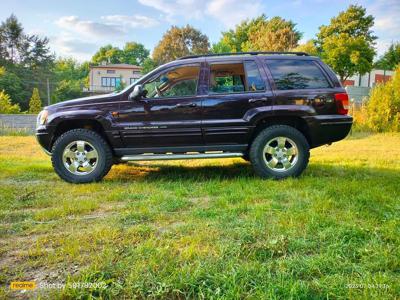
[46,78,50,106]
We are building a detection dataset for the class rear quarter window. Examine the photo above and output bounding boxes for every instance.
[265,59,331,90]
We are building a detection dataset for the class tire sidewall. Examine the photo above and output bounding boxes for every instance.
[52,130,111,183]
[250,126,309,179]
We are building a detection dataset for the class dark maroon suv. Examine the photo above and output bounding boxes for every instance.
[36,52,352,183]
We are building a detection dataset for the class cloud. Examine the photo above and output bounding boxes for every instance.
[101,15,159,28]
[206,0,263,28]
[56,16,124,37]
[51,34,99,60]
[53,14,159,60]
[366,0,400,56]
[138,0,204,21]
[138,0,263,27]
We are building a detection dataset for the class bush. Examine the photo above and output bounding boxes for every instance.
[365,65,400,132]
[0,90,20,114]
[29,88,42,114]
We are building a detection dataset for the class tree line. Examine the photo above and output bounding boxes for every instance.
[0,4,399,114]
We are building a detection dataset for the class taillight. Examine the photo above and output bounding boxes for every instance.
[334,93,349,115]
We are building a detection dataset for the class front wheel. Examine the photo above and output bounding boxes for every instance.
[249,125,310,179]
[51,129,113,183]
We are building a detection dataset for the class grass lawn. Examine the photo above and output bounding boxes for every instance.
[0,133,399,299]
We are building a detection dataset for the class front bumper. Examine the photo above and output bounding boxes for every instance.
[36,125,54,155]
[304,115,353,148]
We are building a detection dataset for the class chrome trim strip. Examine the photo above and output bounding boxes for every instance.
[121,152,243,161]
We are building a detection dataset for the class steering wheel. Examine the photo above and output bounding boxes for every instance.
[155,85,162,97]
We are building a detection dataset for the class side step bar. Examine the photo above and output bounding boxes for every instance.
[120,152,243,161]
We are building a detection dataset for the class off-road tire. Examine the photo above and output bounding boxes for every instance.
[51,129,113,183]
[249,125,310,179]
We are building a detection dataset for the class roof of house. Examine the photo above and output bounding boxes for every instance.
[91,63,142,70]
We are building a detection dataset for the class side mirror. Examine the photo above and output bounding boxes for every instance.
[129,84,143,101]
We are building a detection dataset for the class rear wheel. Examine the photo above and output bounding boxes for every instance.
[249,125,309,179]
[51,129,113,183]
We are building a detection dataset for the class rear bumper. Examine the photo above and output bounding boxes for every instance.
[304,115,353,148]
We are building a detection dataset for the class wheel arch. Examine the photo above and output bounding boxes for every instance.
[250,116,312,147]
[51,118,113,152]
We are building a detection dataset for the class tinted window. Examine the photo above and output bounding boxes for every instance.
[210,63,245,94]
[143,65,200,98]
[209,62,266,94]
[266,59,331,90]
[244,61,265,91]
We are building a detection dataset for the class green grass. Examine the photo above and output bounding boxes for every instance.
[0,133,399,299]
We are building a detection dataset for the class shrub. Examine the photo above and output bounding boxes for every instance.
[28,88,42,114]
[0,90,20,114]
[366,65,400,132]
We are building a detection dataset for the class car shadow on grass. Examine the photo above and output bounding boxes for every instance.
[107,160,399,184]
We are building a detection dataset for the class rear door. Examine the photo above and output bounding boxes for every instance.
[202,59,273,146]
[263,58,338,115]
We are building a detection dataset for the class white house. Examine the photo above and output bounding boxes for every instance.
[87,63,142,93]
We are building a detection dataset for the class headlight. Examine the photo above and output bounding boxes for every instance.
[37,110,48,126]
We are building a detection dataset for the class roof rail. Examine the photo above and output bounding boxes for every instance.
[178,51,309,60]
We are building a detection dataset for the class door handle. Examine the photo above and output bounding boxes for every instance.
[176,102,197,108]
[248,97,269,103]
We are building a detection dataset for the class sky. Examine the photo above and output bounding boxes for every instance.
[1,0,399,62]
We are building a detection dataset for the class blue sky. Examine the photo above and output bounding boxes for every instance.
[1,0,399,61]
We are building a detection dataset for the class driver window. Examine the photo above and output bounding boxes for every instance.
[143,65,200,98]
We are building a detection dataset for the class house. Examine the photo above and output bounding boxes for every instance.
[86,63,142,93]
[342,69,394,104]
[342,69,394,88]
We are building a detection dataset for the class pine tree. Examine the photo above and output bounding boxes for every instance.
[0,90,20,114]
[28,88,42,113]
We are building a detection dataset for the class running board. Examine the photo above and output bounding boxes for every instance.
[120,152,243,161]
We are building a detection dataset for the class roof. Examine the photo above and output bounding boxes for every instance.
[178,51,310,60]
[91,63,142,70]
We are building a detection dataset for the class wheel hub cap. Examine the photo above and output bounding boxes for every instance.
[62,140,99,175]
[263,136,298,172]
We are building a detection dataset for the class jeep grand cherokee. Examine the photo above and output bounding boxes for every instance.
[36,52,352,183]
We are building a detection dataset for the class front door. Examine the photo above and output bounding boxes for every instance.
[116,63,204,149]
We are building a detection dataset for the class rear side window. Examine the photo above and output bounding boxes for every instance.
[265,59,331,90]
[209,61,266,94]
[244,61,266,91]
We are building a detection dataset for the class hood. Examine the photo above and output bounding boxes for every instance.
[46,93,119,111]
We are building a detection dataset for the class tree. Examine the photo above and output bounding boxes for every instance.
[0,90,20,114]
[217,15,267,52]
[0,14,54,110]
[292,40,319,56]
[92,45,123,64]
[28,88,41,113]
[91,42,150,66]
[211,41,232,54]
[51,58,89,102]
[323,34,375,81]
[141,57,157,74]
[0,67,25,106]
[317,5,376,81]
[375,42,400,70]
[122,42,150,65]
[152,25,209,64]
[367,65,400,132]
[215,15,301,53]
[0,14,23,64]
[53,80,84,102]
[0,14,53,67]
[242,17,302,51]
